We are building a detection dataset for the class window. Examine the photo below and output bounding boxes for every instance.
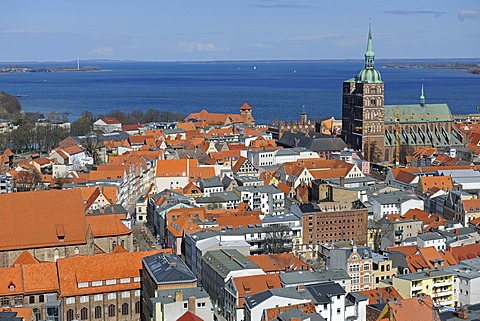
[120,278,130,284]
[78,282,88,288]
[66,309,74,321]
[94,306,102,319]
[323,304,327,309]
[352,276,360,285]
[107,293,116,300]
[92,281,102,287]
[14,296,22,307]
[33,308,41,321]
[108,305,116,317]
[80,296,89,303]
[197,302,206,308]
[135,301,140,314]
[94,294,103,301]
[39,295,44,303]
[364,274,370,283]
[122,303,129,316]
[135,290,140,297]
[29,296,35,304]
[337,308,341,314]
[121,291,130,298]
[66,297,75,305]
[350,264,360,273]
[80,308,88,320]
[134,277,141,282]
[184,303,188,309]
[106,279,116,285]
[1,297,9,307]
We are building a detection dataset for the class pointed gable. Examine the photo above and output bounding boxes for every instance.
[11,251,39,267]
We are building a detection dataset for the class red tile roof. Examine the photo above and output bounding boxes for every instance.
[247,253,310,273]
[176,311,204,321]
[99,117,120,124]
[361,286,403,304]
[11,251,39,266]
[86,214,131,237]
[0,189,88,251]
[56,249,171,296]
[233,273,282,308]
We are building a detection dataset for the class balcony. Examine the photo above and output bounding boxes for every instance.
[438,300,453,306]
[433,290,453,297]
[411,285,422,291]
[434,281,453,287]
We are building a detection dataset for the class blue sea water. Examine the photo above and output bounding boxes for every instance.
[0,60,479,125]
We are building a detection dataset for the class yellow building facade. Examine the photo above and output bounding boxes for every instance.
[393,270,455,309]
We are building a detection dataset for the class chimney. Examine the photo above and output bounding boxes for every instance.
[339,176,345,187]
[454,307,469,319]
[188,297,196,315]
[296,285,306,292]
[175,290,183,302]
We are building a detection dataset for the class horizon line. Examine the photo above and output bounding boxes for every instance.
[1,57,480,64]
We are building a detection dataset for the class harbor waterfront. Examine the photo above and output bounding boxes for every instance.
[0,59,479,124]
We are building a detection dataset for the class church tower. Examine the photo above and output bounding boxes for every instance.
[341,23,385,161]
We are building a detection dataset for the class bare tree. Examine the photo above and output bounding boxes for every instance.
[15,170,40,192]
[262,225,293,254]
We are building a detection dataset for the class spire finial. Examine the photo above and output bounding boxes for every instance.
[365,21,375,69]
[420,83,425,106]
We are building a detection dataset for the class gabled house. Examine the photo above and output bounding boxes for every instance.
[232,157,258,177]
[93,117,122,133]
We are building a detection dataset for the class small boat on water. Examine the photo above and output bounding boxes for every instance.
[14,94,29,98]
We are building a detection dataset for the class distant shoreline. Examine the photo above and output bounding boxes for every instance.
[0,65,103,74]
[382,63,480,75]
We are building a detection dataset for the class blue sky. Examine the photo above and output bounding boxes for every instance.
[1,0,479,62]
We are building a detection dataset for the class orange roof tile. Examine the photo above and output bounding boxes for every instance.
[167,217,203,238]
[263,302,316,321]
[247,253,310,273]
[449,243,480,262]
[86,214,131,237]
[122,124,144,131]
[0,266,23,295]
[62,145,84,155]
[99,117,120,124]
[216,216,262,230]
[418,175,453,192]
[189,166,216,181]
[176,122,197,131]
[22,262,59,294]
[360,286,403,304]
[240,103,252,111]
[0,308,33,321]
[155,159,199,177]
[11,251,39,266]
[177,311,204,321]
[233,273,282,308]
[0,189,88,251]
[385,296,437,321]
[387,245,418,256]
[56,250,171,296]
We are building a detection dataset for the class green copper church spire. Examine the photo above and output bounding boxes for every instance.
[420,83,425,106]
[357,22,382,83]
[365,22,375,68]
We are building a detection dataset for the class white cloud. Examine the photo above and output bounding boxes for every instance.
[91,46,114,56]
[458,10,480,21]
[177,41,226,52]
[248,43,272,49]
